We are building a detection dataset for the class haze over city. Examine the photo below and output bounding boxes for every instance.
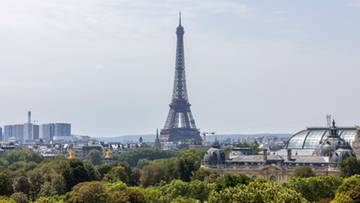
[1,0,360,137]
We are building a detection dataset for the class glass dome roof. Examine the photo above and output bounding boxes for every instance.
[286,127,357,149]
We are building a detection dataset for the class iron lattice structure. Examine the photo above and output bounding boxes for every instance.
[160,14,202,144]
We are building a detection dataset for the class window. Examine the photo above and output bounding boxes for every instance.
[287,131,308,149]
[303,130,325,149]
[341,130,356,143]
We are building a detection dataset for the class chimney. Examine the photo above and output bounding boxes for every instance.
[28,111,31,124]
[263,149,268,162]
[287,149,292,161]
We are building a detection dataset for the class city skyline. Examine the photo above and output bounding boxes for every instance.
[1,1,360,136]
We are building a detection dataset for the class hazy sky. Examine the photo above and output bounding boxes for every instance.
[1,0,360,136]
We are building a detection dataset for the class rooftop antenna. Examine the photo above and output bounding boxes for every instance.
[179,11,182,26]
[326,114,332,127]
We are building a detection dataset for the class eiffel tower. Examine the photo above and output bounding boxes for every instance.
[160,13,202,144]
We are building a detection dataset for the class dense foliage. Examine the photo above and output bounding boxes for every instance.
[331,175,360,203]
[1,149,360,203]
[112,148,177,167]
[293,166,315,178]
[340,156,360,177]
[208,179,308,203]
[286,176,342,202]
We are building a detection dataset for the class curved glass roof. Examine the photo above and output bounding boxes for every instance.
[286,127,357,149]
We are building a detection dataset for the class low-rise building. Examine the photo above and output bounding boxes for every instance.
[202,121,357,182]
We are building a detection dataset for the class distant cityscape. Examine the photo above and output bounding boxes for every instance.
[0,13,359,186]
[0,111,71,144]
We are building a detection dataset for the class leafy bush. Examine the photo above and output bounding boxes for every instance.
[331,175,360,203]
[294,166,315,178]
[208,179,308,203]
[112,148,176,167]
[0,172,13,196]
[286,176,342,202]
[340,156,360,177]
[65,181,109,203]
[214,174,251,191]
[1,151,43,165]
[10,192,28,203]
[191,168,219,183]
[59,159,100,191]
[85,150,103,165]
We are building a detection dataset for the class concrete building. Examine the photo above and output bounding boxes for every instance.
[4,124,24,143]
[54,123,71,137]
[33,125,39,140]
[40,123,55,143]
[23,124,39,142]
[40,123,71,143]
[52,123,72,143]
[202,121,357,183]
[2,111,71,144]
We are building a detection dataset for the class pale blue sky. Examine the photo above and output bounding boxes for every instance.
[0,0,359,136]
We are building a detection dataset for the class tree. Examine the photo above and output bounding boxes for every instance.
[3,151,43,165]
[96,164,112,179]
[130,168,141,186]
[191,168,219,183]
[140,161,169,186]
[28,170,45,200]
[8,161,37,177]
[0,172,13,196]
[208,179,308,203]
[59,159,99,191]
[65,181,109,203]
[214,174,251,191]
[136,159,150,169]
[340,156,360,177]
[159,180,211,202]
[85,150,103,165]
[33,196,63,203]
[286,176,342,202]
[177,156,199,182]
[107,188,145,203]
[123,188,145,203]
[331,175,360,203]
[39,175,66,196]
[103,166,130,184]
[0,196,16,203]
[170,197,200,203]
[112,148,176,167]
[10,192,28,203]
[83,161,100,180]
[13,176,30,194]
[294,166,315,178]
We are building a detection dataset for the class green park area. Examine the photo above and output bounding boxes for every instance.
[1,148,360,203]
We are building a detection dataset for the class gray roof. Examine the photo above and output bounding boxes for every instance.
[230,155,282,163]
[229,154,329,164]
[285,156,328,164]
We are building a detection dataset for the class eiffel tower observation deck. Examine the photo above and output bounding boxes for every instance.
[160,13,202,145]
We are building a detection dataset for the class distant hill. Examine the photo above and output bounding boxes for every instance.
[96,133,291,143]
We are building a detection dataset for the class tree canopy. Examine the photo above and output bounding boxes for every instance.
[340,156,360,177]
[0,148,358,203]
